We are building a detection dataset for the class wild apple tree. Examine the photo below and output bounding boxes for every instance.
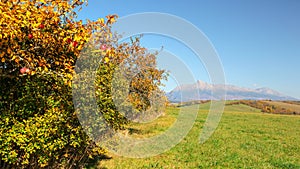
[0,0,167,168]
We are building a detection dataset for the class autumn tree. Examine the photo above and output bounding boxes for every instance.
[0,0,167,168]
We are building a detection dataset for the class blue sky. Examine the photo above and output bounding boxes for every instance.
[77,0,300,99]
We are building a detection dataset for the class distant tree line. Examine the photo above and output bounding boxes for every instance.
[175,100,211,107]
[226,100,300,115]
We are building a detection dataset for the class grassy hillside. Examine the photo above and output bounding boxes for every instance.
[262,101,300,114]
[227,100,300,115]
[95,103,300,169]
[282,101,300,106]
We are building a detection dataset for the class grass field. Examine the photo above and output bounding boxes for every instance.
[94,102,300,169]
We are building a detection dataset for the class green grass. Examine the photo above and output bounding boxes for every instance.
[224,103,262,113]
[95,102,300,169]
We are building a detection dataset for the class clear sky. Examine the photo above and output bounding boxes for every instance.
[77,0,300,99]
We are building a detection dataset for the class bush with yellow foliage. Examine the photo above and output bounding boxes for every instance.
[0,0,167,168]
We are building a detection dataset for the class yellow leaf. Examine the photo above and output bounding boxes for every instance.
[1,58,5,62]
[0,52,5,58]
[26,11,31,18]
[104,57,109,63]
[98,18,104,24]
[68,81,72,87]
[38,17,43,23]
[11,55,17,61]
[106,15,118,24]
[7,48,11,54]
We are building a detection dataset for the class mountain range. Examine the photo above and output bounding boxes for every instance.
[166,80,298,102]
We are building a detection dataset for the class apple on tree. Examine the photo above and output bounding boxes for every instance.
[20,67,30,74]
[39,24,45,29]
[72,41,78,47]
[100,44,108,50]
[67,38,72,44]
[28,34,33,39]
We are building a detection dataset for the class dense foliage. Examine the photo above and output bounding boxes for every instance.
[0,0,167,168]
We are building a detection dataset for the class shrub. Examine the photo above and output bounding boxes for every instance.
[0,0,167,168]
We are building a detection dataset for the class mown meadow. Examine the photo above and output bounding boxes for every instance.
[94,102,300,169]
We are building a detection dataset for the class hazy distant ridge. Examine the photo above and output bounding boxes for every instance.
[167,80,298,102]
